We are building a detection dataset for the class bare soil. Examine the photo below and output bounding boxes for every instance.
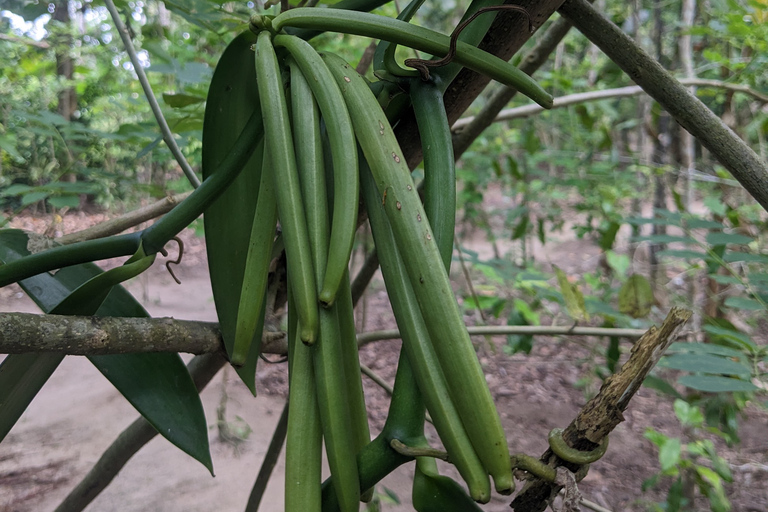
[0,207,766,512]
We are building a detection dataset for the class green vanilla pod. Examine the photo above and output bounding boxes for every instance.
[272,8,552,109]
[289,59,360,512]
[254,30,318,345]
[231,145,278,366]
[360,155,491,502]
[274,35,359,308]
[323,53,513,494]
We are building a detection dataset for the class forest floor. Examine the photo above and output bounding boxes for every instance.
[0,195,767,512]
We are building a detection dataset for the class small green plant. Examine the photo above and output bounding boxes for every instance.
[643,399,733,512]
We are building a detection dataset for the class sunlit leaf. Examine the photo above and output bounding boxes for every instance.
[552,265,589,322]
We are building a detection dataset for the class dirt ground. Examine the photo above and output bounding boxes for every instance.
[0,206,767,512]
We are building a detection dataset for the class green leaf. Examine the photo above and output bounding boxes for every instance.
[723,296,764,311]
[667,342,744,359]
[605,250,630,278]
[0,353,64,444]
[660,354,750,376]
[47,195,81,209]
[552,265,589,322]
[632,234,697,244]
[163,93,206,108]
[50,247,156,316]
[678,375,757,393]
[706,232,754,246]
[412,463,483,512]
[708,274,742,285]
[511,214,529,240]
[618,274,654,318]
[202,31,263,394]
[506,308,533,355]
[657,249,709,260]
[21,191,49,206]
[0,230,213,473]
[659,437,682,473]
[722,252,768,263]
[702,325,756,350]
[598,221,621,251]
[685,218,724,230]
[643,375,684,400]
[674,399,704,427]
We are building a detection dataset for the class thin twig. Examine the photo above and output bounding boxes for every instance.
[357,325,647,345]
[0,312,648,355]
[55,192,191,245]
[455,241,487,324]
[103,0,201,189]
[360,362,393,396]
[244,401,290,512]
[452,79,768,131]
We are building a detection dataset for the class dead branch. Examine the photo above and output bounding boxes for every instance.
[511,307,692,511]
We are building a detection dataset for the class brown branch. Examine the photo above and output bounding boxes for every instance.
[558,0,768,213]
[394,0,567,170]
[0,312,648,356]
[510,307,692,512]
[452,12,576,157]
[0,313,285,356]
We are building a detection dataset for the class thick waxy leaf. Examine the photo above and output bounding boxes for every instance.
[618,274,654,318]
[0,230,212,473]
[202,31,264,394]
[412,463,482,512]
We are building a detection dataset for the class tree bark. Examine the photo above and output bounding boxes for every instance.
[53,1,77,122]
[396,0,568,170]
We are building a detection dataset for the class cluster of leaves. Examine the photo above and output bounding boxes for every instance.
[0,1,251,216]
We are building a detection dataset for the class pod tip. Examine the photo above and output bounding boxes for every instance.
[300,327,316,346]
[318,288,336,308]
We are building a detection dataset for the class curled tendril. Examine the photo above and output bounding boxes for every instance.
[547,428,609,465]
[159,236,184,285]
[404,5,533,81]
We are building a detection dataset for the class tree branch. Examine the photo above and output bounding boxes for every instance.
[452,79,768,131]
[558,0,768,212]
[0,313,647,355]
[511,308,692,512]
[452,12,576,157]
[56,192,192,245]
[0,313,285,356]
